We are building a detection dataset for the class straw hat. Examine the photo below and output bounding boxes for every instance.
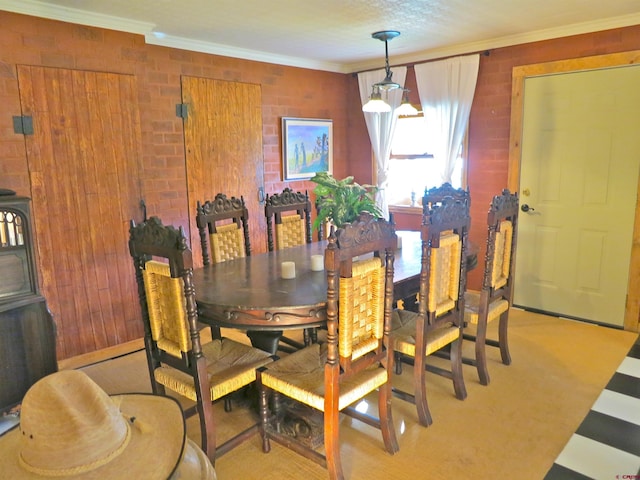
[0,369,212,479]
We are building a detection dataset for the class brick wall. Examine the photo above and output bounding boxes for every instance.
[2,10,640,291]
[0,11,349,231]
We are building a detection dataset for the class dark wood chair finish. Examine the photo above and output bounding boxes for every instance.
[196,193,251,266]
[257,213,400,479]
[463,189,519,385]
[129,216,273,463]
[392,197,470,426]
[422,182,470,213]
[396,182,471,312]
[265,188,312,252]
[263,188,314,352]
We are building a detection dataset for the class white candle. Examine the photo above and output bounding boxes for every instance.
[311,254,324,271]
[281,261,296,279]
[396,235,402,249]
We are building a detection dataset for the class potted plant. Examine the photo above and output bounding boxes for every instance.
[311,172,382,231]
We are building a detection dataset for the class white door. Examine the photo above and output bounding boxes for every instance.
[514,65,640,326]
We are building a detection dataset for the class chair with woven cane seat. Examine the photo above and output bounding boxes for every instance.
[128,216,274,463]
[264,188,314,352]
[257,212,400,479]
[196,193,251,266]
[393,183,471,313]
[391,196,470,427]
[463,189,519,385]
[265,188,312,252]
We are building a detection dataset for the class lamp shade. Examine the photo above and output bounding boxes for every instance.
[363,98,391,113]
[362,85,391,112]
[395,89,418,116]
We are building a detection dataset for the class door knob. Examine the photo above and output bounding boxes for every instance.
[521,204,535,213]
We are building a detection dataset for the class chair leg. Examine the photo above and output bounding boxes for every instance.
[378,380,400,454]
[499,311,511,365]
[195,388,216,462]
[475,318,490,386]
[303,327,318,346]
[308,327,318,344]
[324,406,344,480]
[189,357,216,462]
[450,336,467,400]
[394,351,404,375]
[210,325,222,340]
[257,373,272,454]
[413,351,433,427]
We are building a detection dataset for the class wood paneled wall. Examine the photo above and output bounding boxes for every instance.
[0,11,349,359]
[0,12,350,231]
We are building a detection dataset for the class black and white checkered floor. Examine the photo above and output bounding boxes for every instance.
[545,335,640,479]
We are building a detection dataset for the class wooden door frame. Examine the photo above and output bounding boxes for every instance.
[508,50,640,332]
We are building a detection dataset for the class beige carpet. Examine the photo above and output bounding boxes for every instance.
[79,309,637,479]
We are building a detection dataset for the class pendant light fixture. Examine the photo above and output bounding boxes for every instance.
[395,89,419,116]
[362,30,401,113]
[362,84,391,112]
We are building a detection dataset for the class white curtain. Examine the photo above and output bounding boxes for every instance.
[358,67,407,220]
[414,55,479,185]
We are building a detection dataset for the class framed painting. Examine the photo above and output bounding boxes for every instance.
[282,117,333,180]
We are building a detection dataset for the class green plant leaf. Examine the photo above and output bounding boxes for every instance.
[311,172,381,229]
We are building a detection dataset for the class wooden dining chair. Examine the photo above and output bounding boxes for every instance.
[463,189,519,385]
[196,193,251,265]
[391,196,470,427]
[265,188,312,252]
[422,182,470,211]
[263,188,314,352]
[392,183,472,313]
[128,216,274,463]
[257,212,399,479]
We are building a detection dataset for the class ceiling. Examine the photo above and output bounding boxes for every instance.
[3,0,640,73]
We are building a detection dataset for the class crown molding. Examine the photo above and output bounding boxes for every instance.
[0,0,154,34]
[0,0,348,72]
[3,0,640,75]
[145,34,347,73]
[346,12,640,73]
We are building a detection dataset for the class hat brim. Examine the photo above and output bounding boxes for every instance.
[0,393,186,479]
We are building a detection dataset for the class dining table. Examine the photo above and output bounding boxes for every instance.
[193,230,476,354]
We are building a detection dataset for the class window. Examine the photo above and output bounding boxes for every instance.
[385,112,464,206]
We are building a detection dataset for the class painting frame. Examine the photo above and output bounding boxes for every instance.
[282,117,333,181]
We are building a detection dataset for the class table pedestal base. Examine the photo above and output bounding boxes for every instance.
[246,330,283,355]
[268,399,324,449]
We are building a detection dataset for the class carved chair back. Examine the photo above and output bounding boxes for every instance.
[419,197,471,326]
[264,188,312,251]
[325,212,397,375]
[479,189,519,297]
[196,193,251,265]
[422,182,470,214]
[129,216,273,461]
[128,216,204,388]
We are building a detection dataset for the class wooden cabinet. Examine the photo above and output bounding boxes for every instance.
[0,192,56,413]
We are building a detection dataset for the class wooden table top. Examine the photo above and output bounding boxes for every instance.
[193,231,423,332]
